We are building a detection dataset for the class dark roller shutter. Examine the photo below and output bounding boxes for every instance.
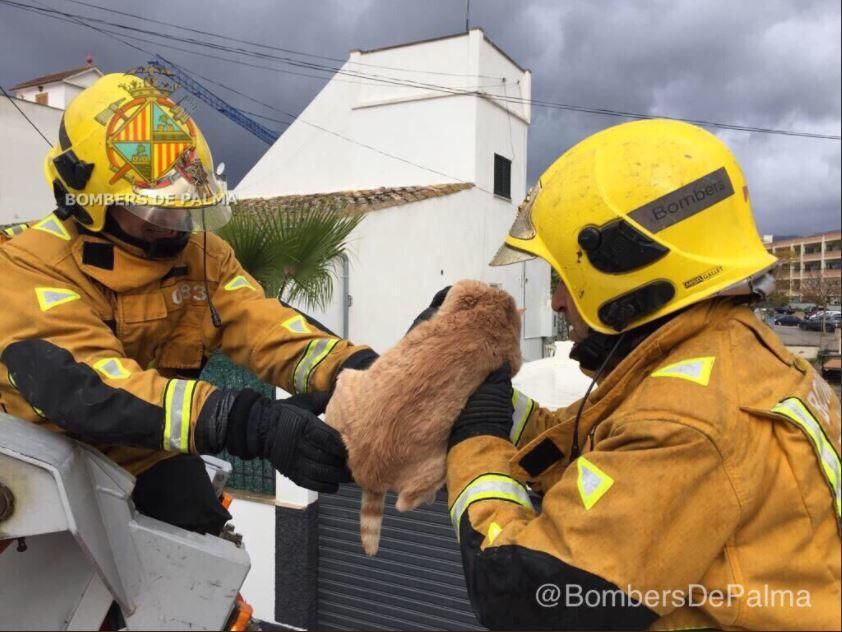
[318,484,484,631]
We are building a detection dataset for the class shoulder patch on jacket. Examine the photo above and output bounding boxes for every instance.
[651,356,716,386]
[35,287,81,311]
[282,314,311,334]
[224,275,256,292]
[577,456,614,510]
[33,214,71,241]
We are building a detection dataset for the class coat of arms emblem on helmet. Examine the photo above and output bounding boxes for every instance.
[103,76,197,190]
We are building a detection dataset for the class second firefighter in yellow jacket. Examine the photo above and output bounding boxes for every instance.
[0,71,376,533]
[444,120,841,630]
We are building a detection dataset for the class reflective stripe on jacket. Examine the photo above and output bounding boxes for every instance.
[0,213,370,474]
[447,298,841,630]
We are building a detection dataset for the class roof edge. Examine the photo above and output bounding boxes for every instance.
[9,65,100,91]
[354,28,528,74]
[236,182,475,216]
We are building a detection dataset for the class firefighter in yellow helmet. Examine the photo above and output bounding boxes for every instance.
[442,120,841,630]
[0,71,377,534]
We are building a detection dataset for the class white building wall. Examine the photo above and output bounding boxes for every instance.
[237,30,531,198]
[239,29,551,360]
[0,97,61,225]
[236,75,356,196]
[65,71,100,91]
[15,84,64,109]
[290,188,549,360]
[349,96,476,189]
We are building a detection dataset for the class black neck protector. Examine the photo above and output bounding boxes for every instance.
[102,211,190,260]
[569,310,684,373]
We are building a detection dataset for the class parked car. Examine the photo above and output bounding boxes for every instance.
[774,315,803,327]
[773,306,795,315]
[799,314,841,332]
[808,310,841,321]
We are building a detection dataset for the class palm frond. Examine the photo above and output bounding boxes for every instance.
[217,204,362,311]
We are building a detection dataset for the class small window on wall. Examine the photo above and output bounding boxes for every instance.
[494,153,512,199]
[35,92,48,106]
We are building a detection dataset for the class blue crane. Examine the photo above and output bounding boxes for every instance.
[148,55,280,145]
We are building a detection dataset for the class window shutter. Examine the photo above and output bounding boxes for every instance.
[493,154,511,199]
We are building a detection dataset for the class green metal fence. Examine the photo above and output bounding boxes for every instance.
[199,353,276,496]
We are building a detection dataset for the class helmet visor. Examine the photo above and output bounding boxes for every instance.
[132,168,227,207]
[489,242,537,266]
[489,182,541,266]
[121,202,232,232]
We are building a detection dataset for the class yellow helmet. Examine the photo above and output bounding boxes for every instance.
[491,119,778,334]
[45,71,230,232]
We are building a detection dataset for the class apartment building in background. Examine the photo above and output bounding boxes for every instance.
[765,230,842,303]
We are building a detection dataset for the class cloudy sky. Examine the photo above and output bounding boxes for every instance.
[1,0,839,236]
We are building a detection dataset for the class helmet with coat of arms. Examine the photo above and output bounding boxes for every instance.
[490,119,778,335]
[44,71,230,233]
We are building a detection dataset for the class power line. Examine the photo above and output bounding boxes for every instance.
[3,0,839,159]
[75,23,503,92]
[1,1,504,95]
[0,83,52,145]
[2,1,487,194]
[7,0,838,142]
[61,0,503,79]
[0,0,840,140]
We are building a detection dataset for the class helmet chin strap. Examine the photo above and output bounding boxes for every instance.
[102,211,189,260]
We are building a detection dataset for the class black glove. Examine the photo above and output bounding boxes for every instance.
[449,364,514,450]
[408,286,452,333]
[284,390,333,416]
[224,389,351,493]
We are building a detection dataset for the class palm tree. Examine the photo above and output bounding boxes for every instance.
[201,202,363,494]
[217,204,362,310]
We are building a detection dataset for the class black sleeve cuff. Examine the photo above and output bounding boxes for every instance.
[340,348,379,372]
[222,388,264,458]
[449,421,510,449]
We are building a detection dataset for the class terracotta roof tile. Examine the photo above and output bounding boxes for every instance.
[10,65,98,91]
[235,183,473,217]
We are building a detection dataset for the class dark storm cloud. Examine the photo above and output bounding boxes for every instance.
[1,0,838,235]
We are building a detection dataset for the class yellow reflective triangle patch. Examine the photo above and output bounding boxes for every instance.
[33,214,71,241]
[650,356,716,386]
[224,275,256,292]
[282,314,311,334]
[577,457,614,510]
[35,287,81,312]
[93,357,131,380]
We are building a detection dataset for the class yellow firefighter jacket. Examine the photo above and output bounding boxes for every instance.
[447,298,841,630]
[0,214,371,474]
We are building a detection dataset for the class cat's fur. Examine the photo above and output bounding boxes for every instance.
[325,280,522,555]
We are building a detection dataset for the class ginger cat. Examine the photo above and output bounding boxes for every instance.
[325,280,522,555]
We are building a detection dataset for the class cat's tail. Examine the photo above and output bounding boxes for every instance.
[360,490,386,556]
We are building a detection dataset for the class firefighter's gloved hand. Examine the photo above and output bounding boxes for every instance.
[408,286,452,333]
[226,390,351,493]
[448,363,514,450]
[285,391,333,416]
